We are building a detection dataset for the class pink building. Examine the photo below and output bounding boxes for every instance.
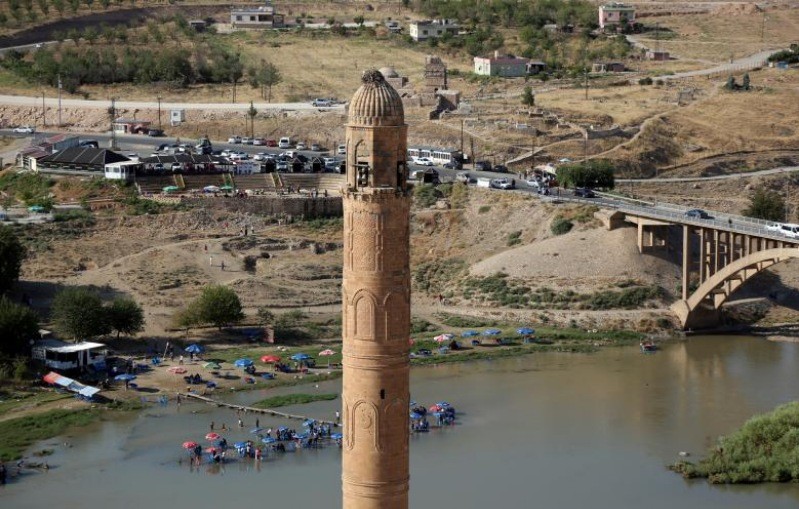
[599,3,636,30]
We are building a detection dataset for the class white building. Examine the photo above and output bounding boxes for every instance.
[474,52,530,77]
[32,340,107,372]
[409,19,458,42]
[231,2,284,28]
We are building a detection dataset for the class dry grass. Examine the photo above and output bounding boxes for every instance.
[636,5,799,63]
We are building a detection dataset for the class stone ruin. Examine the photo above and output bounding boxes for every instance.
[378,55,461,117]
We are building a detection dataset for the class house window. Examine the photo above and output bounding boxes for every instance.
[236,15,242,21]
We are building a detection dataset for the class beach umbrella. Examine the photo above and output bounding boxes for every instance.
[163,185,180,193]
[114,374,136,381]
[205,432,221,441]
[517,327,535,335]
[168,366,187,374]
[302,419,316,427]
[410,412,423,420]
[434,333,454,343]
[234,358,254,368]
[293,433,309,440]
[429,404,442,413]
[461,330,479,337]
[278,426,289,432]
[185,344,204,354]
[483,328,502,336]
[262,437,277,444]
[261,355,281,363]
[182,441,199,449]
[437,401,451,408]
[318,349,336,356]
[233,441,247,449]
[330,433,343,440]
[203,362,221,370]
[291,353,311,361]
[220,184,234,191]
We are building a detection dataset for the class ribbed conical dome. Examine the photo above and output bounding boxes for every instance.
[348,69,404,127]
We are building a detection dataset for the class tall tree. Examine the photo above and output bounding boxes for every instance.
[188,285,244,330]
[248,59,282,102]
[106,298,144,339]
[0,225,25,295]
[247,101,257,139]
[51,286,109,341]
[521,86,535,106]
[0,296,39,357]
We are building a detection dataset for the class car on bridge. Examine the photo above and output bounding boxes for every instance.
[573,187,595,198]
[13,126,35,134]
[413,157,435,166]
[685,209,712,219]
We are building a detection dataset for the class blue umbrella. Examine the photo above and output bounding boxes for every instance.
[517,327,535,335]
[278,426,288,432]
[291,353,311,361]
[302,419,316,427]
[234,358,254,368]
[483,328,502,336]
[437,401,451,407]
[185,344,204,354]
[461,330,479,337]
[262,437,277,444]
[233,441,247,449]
[114,374,136,381]
[294,433,309,440]
[330,433,343,440]
[409,412,423,420]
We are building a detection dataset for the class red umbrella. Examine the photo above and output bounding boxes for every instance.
[205,432,220,441]
[182,441,199,449]
[429,405,442,413]
[261,355,281,363]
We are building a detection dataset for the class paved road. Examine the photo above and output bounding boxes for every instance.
[0,94,344,112]
[617,165,799,183]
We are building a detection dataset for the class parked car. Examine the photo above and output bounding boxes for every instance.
[278,137,292,149]
[443,161,461,169]
[296,142,307,150]
[573,187,595,198]
[153,163,165,171]
[13,126,34,134]
[491,178,514,189]
[475,161,492,171]
[310,143,321,151]
[170,162,182,172]
[337,144,347,155]
[252,138,265,146]
[685,209,711,219]
[455,172,471,184]
[80,140,99,148]
[228,135,242,144]
[414,157,435,166]
[147,129,164,137]
[264,139,277,147]
[766,223,782,233]
[493,164,508,173]
[312,98,332,107]
[241,137,253,145]
[253,152,268,161]
[778,224,799,238]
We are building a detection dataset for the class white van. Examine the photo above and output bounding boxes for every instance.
[476,177,492,188]
[278,137,292,149]
[337,144,346,155]
[779,224,799,238]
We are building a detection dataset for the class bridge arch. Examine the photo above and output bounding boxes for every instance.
[672,247,799,329]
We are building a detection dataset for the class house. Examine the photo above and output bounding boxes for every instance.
[599,3,636,30]
[231,1,284,28]
[38,147,130,173]
[112,117,151,134]
[409,19,458,42]
[592,62,626,73]
[189,20,206,32]
[646,50,670,61]
[32,340,107,372]
[474,52,530,77]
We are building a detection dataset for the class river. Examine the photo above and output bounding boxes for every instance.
[4,335,799,508]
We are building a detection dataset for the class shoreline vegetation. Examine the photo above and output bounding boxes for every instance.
[671,401,799,484]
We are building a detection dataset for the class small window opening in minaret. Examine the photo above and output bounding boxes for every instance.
[380,389,386,400]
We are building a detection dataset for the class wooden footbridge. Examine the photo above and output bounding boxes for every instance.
[182,392,340,427]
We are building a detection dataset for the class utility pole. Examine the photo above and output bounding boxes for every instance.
[57,74,62,127]
[584,67,588,100]
[460,119,464,155]
[41,91,46,127]
[157,95,162,130]
[109,97,117,150]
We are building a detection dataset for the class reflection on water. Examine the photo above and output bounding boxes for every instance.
[4,335,799,509]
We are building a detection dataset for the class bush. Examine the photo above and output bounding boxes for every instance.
[478,205,491,214]
[507,230,522,246]
[414,184,440,208]
[638,77,653,86]
[551,217,573,235]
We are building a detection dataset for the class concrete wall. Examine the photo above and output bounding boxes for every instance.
[181,196,343,219]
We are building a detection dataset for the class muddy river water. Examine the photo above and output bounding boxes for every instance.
[4,335,799,508]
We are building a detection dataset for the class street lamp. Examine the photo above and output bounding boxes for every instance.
[157,95,162,130]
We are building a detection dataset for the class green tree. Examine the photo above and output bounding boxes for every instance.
[743,188,785,221]
[51,286,109,341]
[52,0,65,16]
[521,85,535,106]
[68,0,79,13]
[0,225,25,295]
[725,75,736,90]
[36,0,49,15]
[106,298,144,339]
[247,101,257,138]
[556,160,615,189]
[189,285,244,330]
[353,15,365,26]
[0,296,39,357]
[248,59,282,101]
[257,307,275,326]
[742,73,750,91]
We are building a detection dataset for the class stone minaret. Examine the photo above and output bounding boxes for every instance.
[341,69,411,509]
